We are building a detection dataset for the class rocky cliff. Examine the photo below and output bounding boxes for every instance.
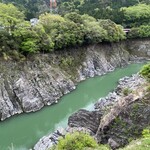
[0,39,150,121]
[68,74,150,149]
[34,74,150,150]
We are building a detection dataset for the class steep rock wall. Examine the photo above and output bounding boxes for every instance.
[0,39,149,121]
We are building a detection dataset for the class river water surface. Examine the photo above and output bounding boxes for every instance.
[0,63,145,150]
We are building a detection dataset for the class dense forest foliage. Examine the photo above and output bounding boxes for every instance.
[0,2,126,57]
[1,0,150,21]
[0,0,150,58]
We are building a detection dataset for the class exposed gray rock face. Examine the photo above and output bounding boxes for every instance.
[78,43,129,80]
[94,74,145,112]
[0,60,75,120]
[0,39,150,121]
[128,38,150,57]
[0,78,23,120]
[108,138,120,150]
[33,128,66,150]
[68,109,102,133]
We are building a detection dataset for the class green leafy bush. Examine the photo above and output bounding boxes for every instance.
[128,25,150,38]
[0,29,16,53]
[83,19,107,44]
[33,24,54,52]
[52,132,98,150]
[12,22,40,54]
[0,3,25,33]
[142,128,150,138]
[98,19,126,42]
[65,12,84,24]
[138,25,150,38]
[39,13,84,49]
[127,28,140,38]
[60,57,74,68]
[140,63,150,82]
[122,4,150,27]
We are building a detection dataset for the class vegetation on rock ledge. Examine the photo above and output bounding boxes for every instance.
[140,63,150,82]
[50,132,109,150]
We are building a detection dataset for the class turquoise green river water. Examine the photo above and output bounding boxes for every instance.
[0,63,145,150]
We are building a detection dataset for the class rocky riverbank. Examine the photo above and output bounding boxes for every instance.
[0,39,150,121]
[34,73,150,150]
[69,74,150,149]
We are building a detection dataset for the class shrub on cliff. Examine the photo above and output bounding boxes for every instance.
[142,128,150,138]
[51,132,98,150]
[140,63,150,82]
[119,128,150,150]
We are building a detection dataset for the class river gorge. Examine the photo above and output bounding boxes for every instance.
[0,39,150,150]
[0,63,146,150]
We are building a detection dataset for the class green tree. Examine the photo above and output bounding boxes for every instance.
[64,12,84,24]
[39,13,84,49]
[138,25,150,38]
[99,19,126,42]
[0,3,25,33]
[33,24,54,52]
[81,15,107,43]
[2,0,49,19]
[0,29,15,53]
[122,4,150,27]
[12,21,40,54]
[12,21,54,54]
[39,13,65,34]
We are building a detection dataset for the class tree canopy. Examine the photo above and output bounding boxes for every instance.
[0,3,127,57]
[0,3,25,32]
[122,4,150,27]
[0,1,150,58]
[1,0,149,21]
